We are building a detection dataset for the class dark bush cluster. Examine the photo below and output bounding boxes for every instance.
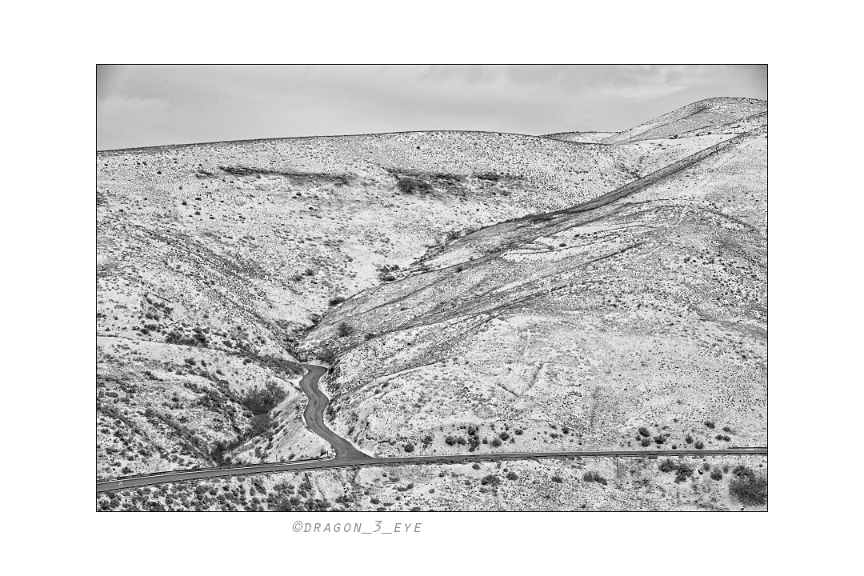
[657,459,694,483]
[480,474,500,486]
[397,177,433,194]
[328,296,346,306]
[314,349,334,365]
[240,382,286,415]
[729,466,768,505]
[582,471,607,485]
[337,322,354,338]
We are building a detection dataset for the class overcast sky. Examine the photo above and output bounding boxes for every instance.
[97,65,767,150]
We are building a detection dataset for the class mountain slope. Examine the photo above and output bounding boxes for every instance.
[301,123,767,459]
[602,97,767,144]
[96,99,767,480]
[97,130,691,477]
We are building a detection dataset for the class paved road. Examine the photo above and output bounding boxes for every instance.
[298,364,370,460]
[97,447,767,493]
[97,363,766,493]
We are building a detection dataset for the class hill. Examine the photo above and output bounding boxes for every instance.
[300,123,767,460]
[97,129,705,477]
[96,98,767,504]
[601,97,767,144]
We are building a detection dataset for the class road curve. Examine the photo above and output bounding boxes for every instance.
[97,363,767,493]
[298,364,370,460]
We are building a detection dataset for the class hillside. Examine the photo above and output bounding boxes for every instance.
[542,131,617,143]
[96,98,767,508]
[601,97,767,144]
[301,123,767,461]
[97,129,708,478]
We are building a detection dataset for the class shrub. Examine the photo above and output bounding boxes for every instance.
[240,383,286,415]
[249,414,272,436]
[641,438,651,447]
[491,438,502,447]
[337,322,354,338]
[499,431,510,441]
[472,463,481,470]
[704,420,715,429]
[710,468,723,481]
[480,475,500,486]
[695,440,705,449]
[658,459,694,483]
[722,426,732,433]
[445,436,456,446]
[403,443,414,453]
[422,434,433,446]
[319,348,337,363]
[397,177,433,194]
[328,296,346,306]
[654,435,666,445]
[583,471,607,485]
[514,428,523,435]
[729,467,767,505]
[506,471,518,481]
[685,434,694,444]
[674,464,694,483]
[551,476,563,483]
[638,427,651,437]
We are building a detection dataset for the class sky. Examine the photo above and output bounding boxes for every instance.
[97,65,767,151]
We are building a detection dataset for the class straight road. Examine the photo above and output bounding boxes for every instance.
[97,447,767,493]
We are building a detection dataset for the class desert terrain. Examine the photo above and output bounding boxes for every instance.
[96,97,767,509]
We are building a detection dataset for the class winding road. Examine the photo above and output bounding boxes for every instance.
[96,364,766,493]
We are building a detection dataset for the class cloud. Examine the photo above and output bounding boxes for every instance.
[96,65,767,150]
